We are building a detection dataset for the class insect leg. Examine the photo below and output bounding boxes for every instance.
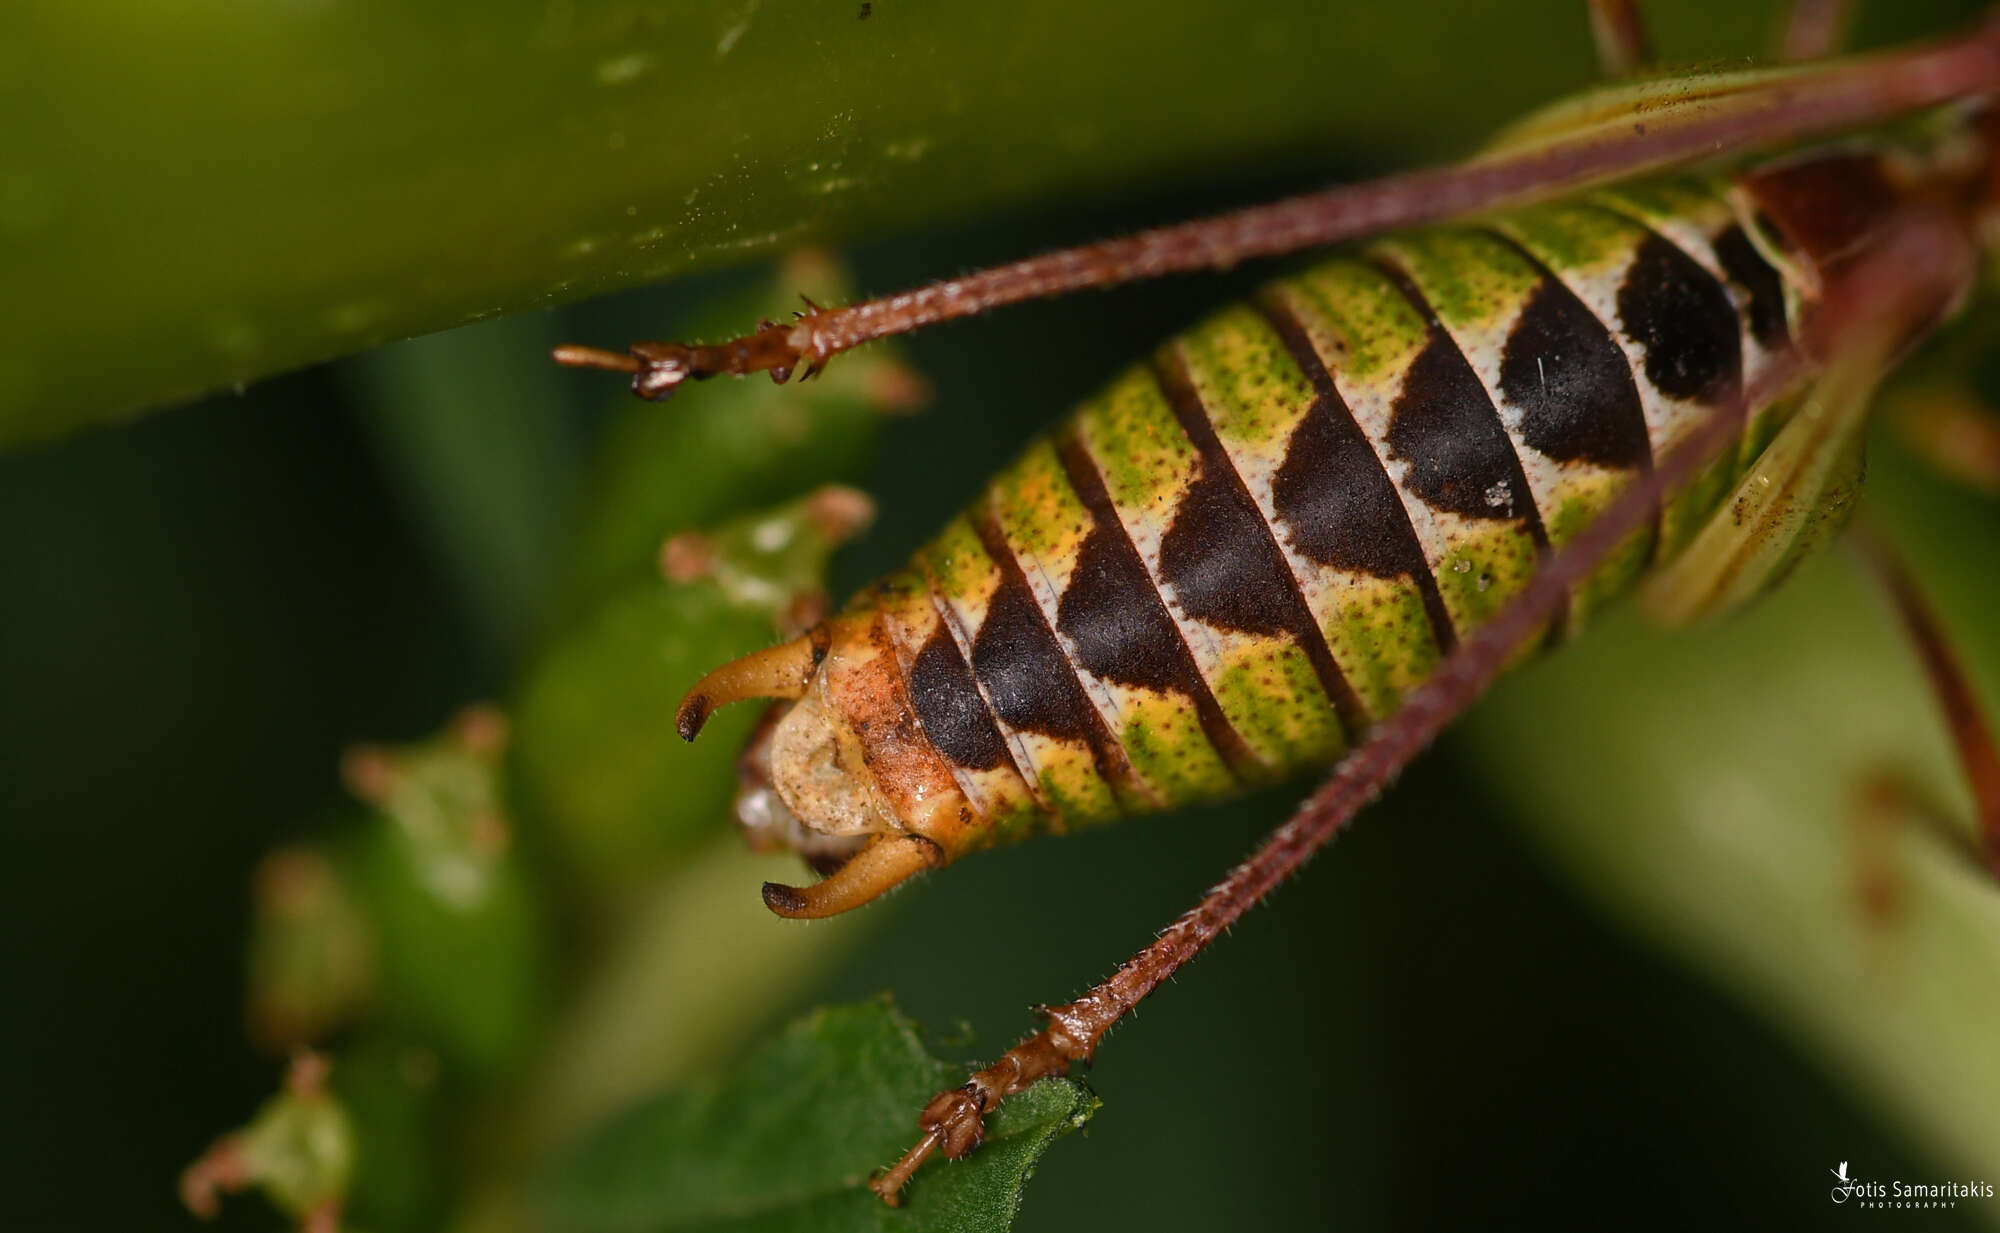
[1849,528,2000,877]
[868,208,1974,1206]
[556,23,2000,400]
[1587,0,1653,77]
[1783,0,1855,63]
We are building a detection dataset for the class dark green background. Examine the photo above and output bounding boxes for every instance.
[3,1,1991,1228]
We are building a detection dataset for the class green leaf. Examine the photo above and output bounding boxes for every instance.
[538,999,1095,1233]
[1457,441,2000,1178]
[10,0,1980,443]
[0,0,1655,445]
[511,489,874,891]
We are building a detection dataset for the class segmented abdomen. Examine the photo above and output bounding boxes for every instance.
[859,174,1802,840]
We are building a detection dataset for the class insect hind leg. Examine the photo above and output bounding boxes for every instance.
[1850,529,2000,879]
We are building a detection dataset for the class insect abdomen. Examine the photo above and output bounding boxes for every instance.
[732,171,1807,873]
[868,175,1794,834]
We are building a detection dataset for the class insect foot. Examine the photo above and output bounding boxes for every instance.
[553,320,820,400]
[872,1006,1099,1204]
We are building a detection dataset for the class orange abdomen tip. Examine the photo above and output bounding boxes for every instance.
[761,834,940,919]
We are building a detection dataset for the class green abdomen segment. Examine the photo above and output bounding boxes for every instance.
[868,175,1801,840]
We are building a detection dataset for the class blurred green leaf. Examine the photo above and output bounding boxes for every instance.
[511,584,769,877]
[334,1034,448,1233]
[513,842,879,1158]
[538,999,1094,1233]
[340,709,555,1078]
[181,1054,355,1227]
[0,0,1690,445]
[1458,441,2000,1178]
[6,0,1982,443]
[512,488,874,891]
[344,310,588,663]
[351,808,553,1078]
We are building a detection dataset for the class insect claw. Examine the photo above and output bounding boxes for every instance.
[624,341,696,401]
[760,834,939,918]
[674,635,820,741]
[633,366,685,400]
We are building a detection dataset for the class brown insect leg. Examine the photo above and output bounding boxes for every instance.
[871,210,1976,1206]
[1783,0,1854,63]
[562,22,2000,402]
[1849,528,2000,877]
[1588,0,1653,77]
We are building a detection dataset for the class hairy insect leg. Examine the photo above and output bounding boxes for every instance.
[555,22,2000,400]
[1587,0,1653,77]
[1849,529,2000,877]
[868,208,1977,1206]
[1783,0,1854,63]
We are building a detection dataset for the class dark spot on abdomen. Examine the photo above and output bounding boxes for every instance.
[1497,272,1651,469]
[1617,233,1742,404]
[971,572,1099,743]
[1385,327,1534,523]
[1256,291,1455,650]
[1159,464,1305,637]
[1273,395,1437,579]
[908,628,1009,771]
[1712,224,1791,349]
[1055,469,1207,695]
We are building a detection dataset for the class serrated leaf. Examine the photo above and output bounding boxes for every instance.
[537,999,1094,1233]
